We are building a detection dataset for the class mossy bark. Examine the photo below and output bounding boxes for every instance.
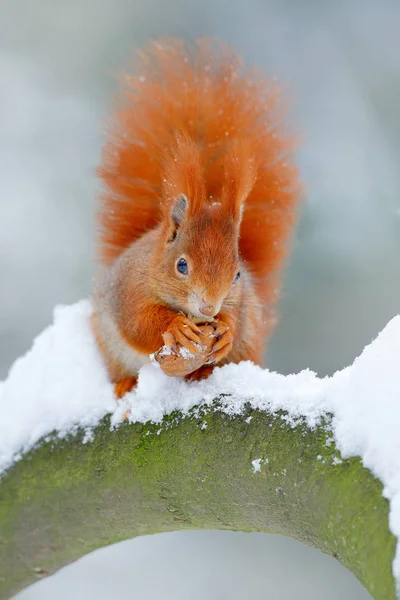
[0,402,397,599]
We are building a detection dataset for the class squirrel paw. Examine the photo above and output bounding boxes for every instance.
[208,321,233,364]
[185,364,215,382]
[114,376,138,399]
[162,314,205,356]
[115,377,138,422]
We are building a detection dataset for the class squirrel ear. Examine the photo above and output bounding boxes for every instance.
[167,194,188,242]
[171,194,188,227]
[221,139,258,225]
[236,203,245,228]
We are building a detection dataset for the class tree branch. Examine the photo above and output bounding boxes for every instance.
[0,402,396,599]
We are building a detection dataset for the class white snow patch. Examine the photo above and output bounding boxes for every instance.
[152,346,174,359]
[0,301,116,475]
[252,459,262,473]
[178,345,197,359]
[1,301,400,586]
[252,458,269,473]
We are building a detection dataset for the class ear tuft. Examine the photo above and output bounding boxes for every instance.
[221,139,258,225]
[171,194,188,227]
[167,194,188,242]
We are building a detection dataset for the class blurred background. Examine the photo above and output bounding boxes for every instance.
[2,0,399,598]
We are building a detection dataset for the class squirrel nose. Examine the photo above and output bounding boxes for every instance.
[199,300,217,318]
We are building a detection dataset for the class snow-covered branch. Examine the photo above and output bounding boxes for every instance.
[0,302,399,599]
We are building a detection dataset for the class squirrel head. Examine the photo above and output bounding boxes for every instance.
[153,194,242,320]
[150,133,258,320]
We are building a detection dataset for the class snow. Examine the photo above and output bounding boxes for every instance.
[1,300,400,586]
[0,301,115,474]
[251,458,269,473]
[252,459,262,473]
[178,345,198,359]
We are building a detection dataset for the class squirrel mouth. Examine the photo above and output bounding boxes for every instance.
[187,295,219,322]
[189,313,215,324]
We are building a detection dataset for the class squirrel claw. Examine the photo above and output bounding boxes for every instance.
[214,322,230,337]
[208,347,230,364]
[163,314,204,355]
[161,331,178,354]
[208,323,234,364]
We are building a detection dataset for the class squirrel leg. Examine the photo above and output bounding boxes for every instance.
[114,376,138,399]
[115,377,138,422]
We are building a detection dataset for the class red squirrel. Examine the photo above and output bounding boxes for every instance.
[91,39,301,398]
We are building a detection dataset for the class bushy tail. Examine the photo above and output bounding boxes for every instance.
[97,38,301,301]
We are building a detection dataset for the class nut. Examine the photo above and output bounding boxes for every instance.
[154,324,215,377]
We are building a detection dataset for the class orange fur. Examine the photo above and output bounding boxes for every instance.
[93,38,301,392]
[115,377,138,399]
[162,132,207,218]
[98,38,300,295]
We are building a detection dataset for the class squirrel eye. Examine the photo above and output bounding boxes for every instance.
[233,271,241,283]
[176,257,189,276]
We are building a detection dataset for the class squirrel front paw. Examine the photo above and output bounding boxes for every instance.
[155,321,214,378]
[162,314,205,355]
[207,320,234,364]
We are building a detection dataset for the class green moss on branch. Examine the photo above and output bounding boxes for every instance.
[0,403,396,599]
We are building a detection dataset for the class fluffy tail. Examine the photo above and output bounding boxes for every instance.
[97,38,301,301]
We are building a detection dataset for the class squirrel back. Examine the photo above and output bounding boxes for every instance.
[97,38,301,304]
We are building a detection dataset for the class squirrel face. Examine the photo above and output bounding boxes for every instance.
[154,195,242,321]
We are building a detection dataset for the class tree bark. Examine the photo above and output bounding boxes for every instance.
[0,403,397,599]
